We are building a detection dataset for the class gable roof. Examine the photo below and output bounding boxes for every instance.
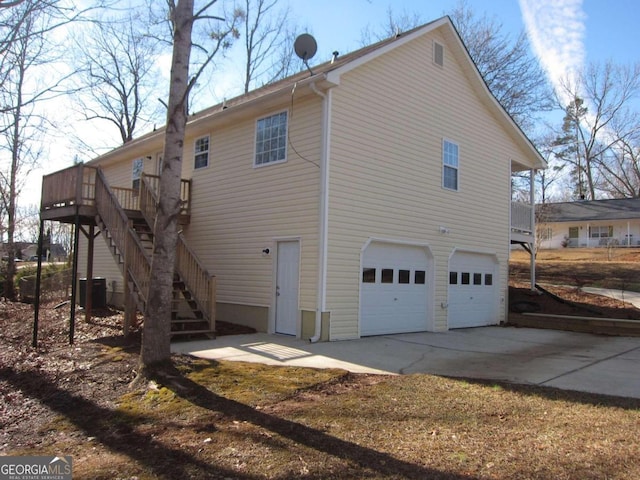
[89,16,545,170]
[538,198,640,222]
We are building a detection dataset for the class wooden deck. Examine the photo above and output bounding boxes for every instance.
[41,164,192,225]
[38,164,214,340]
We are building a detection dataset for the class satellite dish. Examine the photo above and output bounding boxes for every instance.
[294,33,317,75]
[294,33,317,61]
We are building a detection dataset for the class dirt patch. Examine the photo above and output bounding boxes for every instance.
[509,282,640,320]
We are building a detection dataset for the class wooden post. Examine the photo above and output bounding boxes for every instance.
[209,276,216,334]
[69,208,81,345]
[81,224,95,324]
[123,229,132,337]
[32,219,45,348]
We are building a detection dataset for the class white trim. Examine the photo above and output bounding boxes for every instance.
[310,82,333,342]
[253,109,289,168]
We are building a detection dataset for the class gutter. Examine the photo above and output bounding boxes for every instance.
[309,81,332,342]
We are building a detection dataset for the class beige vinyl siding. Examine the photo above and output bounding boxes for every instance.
[81,96,322,318]
[326,29,528,339]
[77,232,125,297]
[182,95,322,312]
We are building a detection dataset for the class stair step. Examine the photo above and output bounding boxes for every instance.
[171,318,208,324]
[170,329,216,339]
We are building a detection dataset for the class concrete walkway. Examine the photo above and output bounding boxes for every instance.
[172,326,640,399]
[580,286,640,309]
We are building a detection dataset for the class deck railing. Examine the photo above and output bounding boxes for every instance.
[111,187,140,211]
[140,174,215,328]
[95,169,151,306]
[141,173,192,217]
[511,201,533,234]
[41,164,97,209]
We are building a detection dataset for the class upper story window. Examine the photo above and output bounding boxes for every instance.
[442,139,459,191]
[255,111,288,167]
[132,157,144,192]
[194,136,210,169]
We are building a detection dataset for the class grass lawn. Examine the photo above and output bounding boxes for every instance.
[2,248,640,479]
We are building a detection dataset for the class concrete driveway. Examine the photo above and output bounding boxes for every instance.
[172,326,640,399]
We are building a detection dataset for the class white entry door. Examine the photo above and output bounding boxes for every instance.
[275,240,300,335]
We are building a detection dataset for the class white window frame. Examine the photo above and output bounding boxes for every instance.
[589,225,612,238]
[442,139,459,191]
[194,135,210,169]
[254,110,288,167]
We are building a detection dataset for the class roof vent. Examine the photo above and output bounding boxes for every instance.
[434,41,444,67]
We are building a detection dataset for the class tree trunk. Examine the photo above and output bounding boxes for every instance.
[140,0,195,368]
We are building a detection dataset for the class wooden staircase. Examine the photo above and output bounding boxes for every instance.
[93,169,216,338]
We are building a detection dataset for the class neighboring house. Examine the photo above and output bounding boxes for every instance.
[40,16,544,341]
[22,243,67,261]
[537,198,640,249]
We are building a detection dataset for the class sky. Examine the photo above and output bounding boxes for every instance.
[25,0,640,207]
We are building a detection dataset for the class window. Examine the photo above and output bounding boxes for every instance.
[255,111,288,166]
[589,225,613,238]
[539,227,553,241]
[194,136,210,169]
[485,274,493,286]
[473,273,482,285]
[433,41,444,67]
[132,158,143,192]
[449,272,458,285]
[461,272,470,285]
[362,268,376,283]
[415,270,426,285]
[442,140,459,190]
[568,227,579,239]
[381,269,394,284]
[399,270,410,284]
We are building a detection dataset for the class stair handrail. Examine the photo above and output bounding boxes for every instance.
[140,173,215,327]
[94,169,152,306]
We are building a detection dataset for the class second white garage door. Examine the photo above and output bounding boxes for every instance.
[448,252,499,328]
[360,242,431,336]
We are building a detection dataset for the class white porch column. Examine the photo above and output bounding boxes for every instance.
[529,168,536,291]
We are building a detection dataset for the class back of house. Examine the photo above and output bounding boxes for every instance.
[75,16,544,341]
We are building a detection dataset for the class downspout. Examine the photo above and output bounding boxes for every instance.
[310,81,331,342]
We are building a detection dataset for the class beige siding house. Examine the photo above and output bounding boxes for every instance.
[73,17,544,341]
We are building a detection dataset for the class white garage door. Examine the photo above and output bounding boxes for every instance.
[361,242,430,336]
[448,252,498,328]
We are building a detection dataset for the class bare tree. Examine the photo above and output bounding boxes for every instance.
[555,62,640,200]
[72,8,164,144]
[0,0,74,299]
[359,6,423,45]
[241,0,298,93]
[597,134,640,198]
[140,0,241,369]
[449,1,552,132]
